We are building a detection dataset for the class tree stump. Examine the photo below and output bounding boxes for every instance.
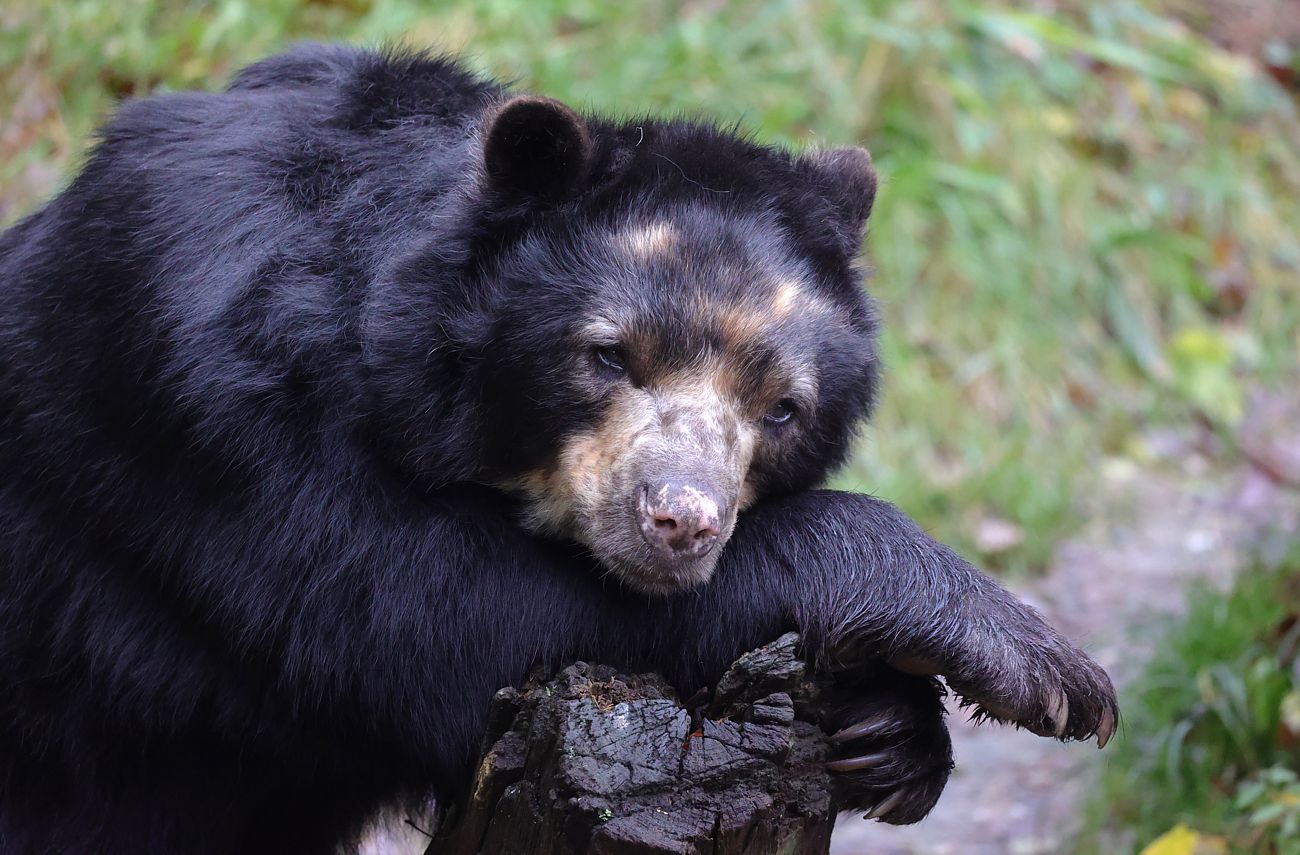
[426,633,839,855]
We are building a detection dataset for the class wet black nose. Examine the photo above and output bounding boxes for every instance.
[638,481,724,558]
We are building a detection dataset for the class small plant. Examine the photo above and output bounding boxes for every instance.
[1084,550,1300,854]
[1233,767,1300,852]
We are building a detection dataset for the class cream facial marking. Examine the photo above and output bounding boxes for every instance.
[502,361,763,593]
[708,276,842,355]
[617,221,679,259]
[772,279,801,317]
[578,316,625,348]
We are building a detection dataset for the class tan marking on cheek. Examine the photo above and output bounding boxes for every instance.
[561,438,605,509]
[736,477,759,512]
[504,364,766,548]
[730,421,764,512]
[505,387,658,543]
[618,221,679,259]
[498,466,568,535]
[734,423,759,491]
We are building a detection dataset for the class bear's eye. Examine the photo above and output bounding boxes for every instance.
[592,345,628,375]
[764,399,797,427]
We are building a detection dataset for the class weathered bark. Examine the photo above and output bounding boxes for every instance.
[426,633,839,855]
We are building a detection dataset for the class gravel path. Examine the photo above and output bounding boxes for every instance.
[830,456,1300,855]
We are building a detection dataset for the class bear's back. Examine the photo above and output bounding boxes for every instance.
[0,46,507,512]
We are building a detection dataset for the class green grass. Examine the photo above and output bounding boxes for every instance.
[1080,552,1300,854]
[3,0,1298,571]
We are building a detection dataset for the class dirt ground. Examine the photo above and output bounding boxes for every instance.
[831,438,1300,855]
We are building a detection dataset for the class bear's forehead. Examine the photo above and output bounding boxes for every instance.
[615,212,847,318]
[573,212,853,400]
[610,212,801,284]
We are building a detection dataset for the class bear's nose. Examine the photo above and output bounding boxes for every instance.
[638,481,724,559]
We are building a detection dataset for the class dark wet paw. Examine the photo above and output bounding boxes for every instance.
[819,669,954,825]
[965,653,1118,748]
[890,623,1119,748]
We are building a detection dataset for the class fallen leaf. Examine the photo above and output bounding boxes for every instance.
[1139,824,1200,855]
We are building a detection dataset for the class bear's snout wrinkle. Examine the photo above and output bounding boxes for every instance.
[638,481,725,558]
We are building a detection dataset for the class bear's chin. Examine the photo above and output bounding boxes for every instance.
[594,544,723,597]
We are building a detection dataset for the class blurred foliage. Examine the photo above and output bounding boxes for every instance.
[1082,553,1300,854]
[2,0,1298,570]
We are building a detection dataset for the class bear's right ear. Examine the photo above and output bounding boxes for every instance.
[800,146,878,251]
[482,96,593,205]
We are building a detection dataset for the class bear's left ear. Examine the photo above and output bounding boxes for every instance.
[483,96,593,205]
[800,147,878,249]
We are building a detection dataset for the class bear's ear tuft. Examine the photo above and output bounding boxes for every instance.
[483,96,593,204]
[801,146,878,249]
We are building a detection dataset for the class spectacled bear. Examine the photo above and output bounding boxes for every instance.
[0,44,1117,854]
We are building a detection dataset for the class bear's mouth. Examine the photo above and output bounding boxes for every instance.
[499,359,755,596]
[634,483,723,562]
[502,469,731,596]
[598,537,724,596]
[584,486,733,597]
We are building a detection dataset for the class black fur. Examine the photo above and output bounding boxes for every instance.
[0,46,1115,853]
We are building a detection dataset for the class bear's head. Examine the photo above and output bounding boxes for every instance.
[382,96,880,596]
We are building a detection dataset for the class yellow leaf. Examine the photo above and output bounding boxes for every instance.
[1139,824,1200,855]
[1169,328,1231,365]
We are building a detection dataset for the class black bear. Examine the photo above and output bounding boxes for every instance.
[0,45,1116,854]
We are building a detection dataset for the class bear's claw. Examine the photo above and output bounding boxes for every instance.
[1097,707,1116,748]
[1048,690,1068,738]
[895,643,1118,749]
[863,788,908,822]
[818,669,953,824]
[825,750,893,773]
[827,712,896,744]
